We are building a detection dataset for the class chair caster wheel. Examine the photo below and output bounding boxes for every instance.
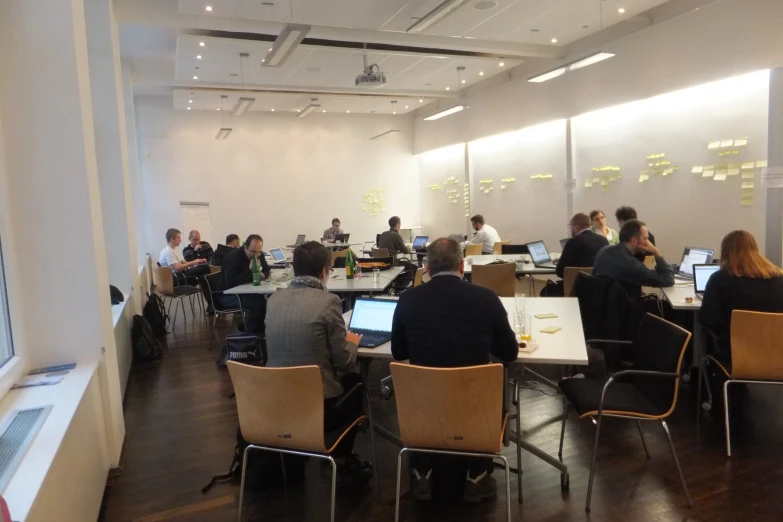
[681,373,691,383]
[701,402,712,412]
[561,472,569,490]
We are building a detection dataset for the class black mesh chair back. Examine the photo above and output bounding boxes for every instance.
[501,244,528,255]
[203,272,225,311]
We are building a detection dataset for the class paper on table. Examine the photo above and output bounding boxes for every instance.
[535,313,558,319]
[539,326,562,334]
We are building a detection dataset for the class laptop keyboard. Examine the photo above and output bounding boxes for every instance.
[360,334,388,346]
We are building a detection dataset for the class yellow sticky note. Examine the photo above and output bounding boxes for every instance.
[692,166,704,173]
[756,160,768,168]
[639,174,649,182]
[728,163,740,170]
[741,162,755,169]
[535,313,558,319]
[734,138,748,146]
[702,170,715,177]
[663,168,673,176]
[720,139,734,147]
[741,198,754,207]
[727,168,740,176]
[742,188,754,197]
[741,181,754,189]
[592,177,600,183]
[708,141,720,149]
[584,179,593,188]
[540,326,562,334]
[741,171,755,179]
[714,173,727,181]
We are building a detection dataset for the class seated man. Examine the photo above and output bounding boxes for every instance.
[212,234,240,267]
[391,238,518,502]
[322,218,343,243]
[219,234,270,335]
[159,228,209,286]
[379,216,410,263]
[542,213,609,296]
[615,206,656,263]
[265,241,371,486]
[182,229,214,263]
[225,234,240,249]
[593,219,674,298]
[462,214,500,255]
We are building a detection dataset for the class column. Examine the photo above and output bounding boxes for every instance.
[766,67,783,266]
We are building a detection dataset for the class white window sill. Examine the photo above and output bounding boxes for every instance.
[111,292,129,328]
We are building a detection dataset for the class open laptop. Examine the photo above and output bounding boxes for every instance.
[335,233,350,244]
[559,238,570,250]
[269,248,288,265]
[348,298,398,348]
[675,247,714,281]
[286,234,305,249]
[412,235,429,251]
[525,240,556,268]
[693,263,720,299]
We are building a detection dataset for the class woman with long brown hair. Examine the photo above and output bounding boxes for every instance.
[699,230,783,360]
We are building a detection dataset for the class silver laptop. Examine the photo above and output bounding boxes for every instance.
[286,234,305,249]
[269,248,288,264]
[525,240,556,268]
[348,298,398,348]
[693,264,720,299]
[675,247,714,281]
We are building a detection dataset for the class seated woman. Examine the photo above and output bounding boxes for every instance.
[590,209,619,245]
[699,230,783,362]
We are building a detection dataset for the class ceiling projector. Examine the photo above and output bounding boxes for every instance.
[356,61,386,87]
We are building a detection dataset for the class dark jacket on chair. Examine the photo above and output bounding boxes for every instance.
[220,246,270,290]
[556,230,609,278]
[391,274,518,367]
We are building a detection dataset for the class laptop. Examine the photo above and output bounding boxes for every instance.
[675,247,714,280]
[286,234,306,249]
[269,248,288,265]
[412,235,429,250]
[525,240,556,268]
[693,263,720,299]
[559,238,570,250]
[335,233,350,244]
[348,298,398,348]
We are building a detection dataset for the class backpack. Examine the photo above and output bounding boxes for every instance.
[143,292,169,338]
[217,334,267,369]
[131,315,163,362]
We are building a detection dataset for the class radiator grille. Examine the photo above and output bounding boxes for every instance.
[0,406,52,492]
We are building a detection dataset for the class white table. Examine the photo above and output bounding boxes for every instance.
[464,254,560,295]
[224,267,405,295]
[660,283,703,376]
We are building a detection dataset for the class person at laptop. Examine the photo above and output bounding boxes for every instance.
[379,216,410,262]
[322,218,343,243]
[615,206,656,263]
[590,210,619,245]
[265,241,371,487]
[462,214,500,255]
[542,213,609,296]
[159,228,209,286]
[219,234,270,335]
[593,219,674,298]
[391,237,518,503]
[182,230,214,263]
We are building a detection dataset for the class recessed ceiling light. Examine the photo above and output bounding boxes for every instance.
[322,109,326,113]
[530,29,540,32]
[193,76,198,79]
[271,108,275,112]
[499,62,505,67]
[269,47,273,52]
[199,41,205,47]
[393,111,396,115]
[187,107,191,110]
[346,110,350,113]
[197,55,202,59]
[297,109,301,112]
[188,100,193,103]
[479,71,484,76]
[261,59,265,63]
[461,79,466,84]
[446,86,450,90]
[405,105,409,109]
[618,7,625,13]
[419,99,423,103]
[216,107,221,110]
[205,5,212,12]
[551,38,558,43]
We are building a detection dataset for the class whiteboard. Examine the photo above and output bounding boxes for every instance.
[179,203,214,247]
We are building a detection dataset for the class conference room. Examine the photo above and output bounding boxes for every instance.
[1,0,783,521]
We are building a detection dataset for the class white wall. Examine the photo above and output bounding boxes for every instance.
[418,144,468,239]
[136,97,420,253]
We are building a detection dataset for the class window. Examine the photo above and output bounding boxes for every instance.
[0,238,13,368]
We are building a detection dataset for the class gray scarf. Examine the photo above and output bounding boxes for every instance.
[290,275,327,291]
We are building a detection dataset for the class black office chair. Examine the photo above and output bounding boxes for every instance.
[557,314,693,512]
[501,244,528,255]
[203,272,244,336]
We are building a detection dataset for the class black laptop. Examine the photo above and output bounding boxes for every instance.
[348,298,398,348]
[286,234,305,249]
[675,247,714,280]
[412,235,429,251]
[335,233,350,244]
[525,240,556,268]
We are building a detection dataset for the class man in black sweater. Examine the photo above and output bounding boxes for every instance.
[615,206,656,263]
[218,234,270,335]
[391,237,518,503]
[543,213,609,296]
[182,230,214,263]
[379,216,410,262]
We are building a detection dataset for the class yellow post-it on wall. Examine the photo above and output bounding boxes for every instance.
[535,313,558,319]
[540,326,562,334]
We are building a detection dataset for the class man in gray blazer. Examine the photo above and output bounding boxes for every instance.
[265,241,371,487]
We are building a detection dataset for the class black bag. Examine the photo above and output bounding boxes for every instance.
[109,285,124,305]
[143,293,169,339]
[131,315,163,362]
[217,334,267,369]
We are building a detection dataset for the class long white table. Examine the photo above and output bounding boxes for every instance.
[660,283,703,376]
[464,254,560,296]
[224,267,405,295]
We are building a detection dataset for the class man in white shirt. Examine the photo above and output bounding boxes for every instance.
[463,214,501,254]
[159,228,208,286]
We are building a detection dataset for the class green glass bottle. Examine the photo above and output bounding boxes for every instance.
[345,249,354,279]
[251,254,261,286]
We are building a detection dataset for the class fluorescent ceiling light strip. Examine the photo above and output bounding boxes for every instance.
[297,104,320,118]
[215,128,232,140]
[370,130,402,141]
[567,52,615,71]
[423,105,465,121]
[528,52,615,83]
[232,97,255,116]
[528,67,567,83]
[264,24,311,67]
[407,0,472,33]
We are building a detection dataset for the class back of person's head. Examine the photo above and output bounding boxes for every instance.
[225,233,240,245]
[615,206,638,222]
[244,234,263,248]
[720,230,782,279]
[426,238,463,275]
[389,216,401,228]
[293,241,331,278]
[332,218,340,226]
[166,228,180,242]
[470,214,485,226]
[619,219,646,243]
[570,213,591,230]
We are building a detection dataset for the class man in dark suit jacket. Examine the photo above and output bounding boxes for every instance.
[218,234,270,334]
[542,213,609,296]
[391,237,518,503]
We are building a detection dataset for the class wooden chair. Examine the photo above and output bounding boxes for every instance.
[372,247,390,258]
[563,267,593,297]
[331,249,348,267]
[558,314,692,512]
[154,266,201,328]
[643,255,655,268]
[472,263,516,297]
[209,265,221,274]
[227,363,380,522]
[465,243,483,257]
[413,269,424,287]
[698,310,783,456]
[390,363,519,522]
[493,240,511,254]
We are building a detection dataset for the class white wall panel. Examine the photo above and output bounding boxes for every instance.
[418,143,468,240]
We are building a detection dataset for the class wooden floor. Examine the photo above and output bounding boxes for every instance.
[100,305,783,522]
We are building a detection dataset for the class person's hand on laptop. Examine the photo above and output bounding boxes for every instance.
[346,331,363,345]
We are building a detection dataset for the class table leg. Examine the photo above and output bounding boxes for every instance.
[686,312,703,382]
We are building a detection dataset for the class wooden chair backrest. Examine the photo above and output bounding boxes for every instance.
[209,265,221,274]
[391,363,505,453]
[472,263,516,297]
[730,310,783,380]
[492,240,511,254]
[372,248,390,258]
[413,269,424,287]
[465,244,483,257]
[227,362,327,452]
[331,249,348,267]
[563,267,593,297]
[643,255,655,268]
[154,266,176,296]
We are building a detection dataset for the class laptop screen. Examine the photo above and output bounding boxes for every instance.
[527,241,551,264]
[412,236,429,249]
[349,299,398,334]
[335,233,350,243]
[295,234,305,245]
[270,248,287,263]
[693,264,720,292]
[679,247,714,276]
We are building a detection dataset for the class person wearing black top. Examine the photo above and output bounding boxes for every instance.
[182,230,214,262]
[379,216,410,262]
[391,237,518,503]
[615,206,656,263]
[218,234,270,335]
[542,213,609,296]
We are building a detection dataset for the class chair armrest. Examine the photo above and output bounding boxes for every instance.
[380,375,394,400]
[598,370,679,412]
[334,381,365,409]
